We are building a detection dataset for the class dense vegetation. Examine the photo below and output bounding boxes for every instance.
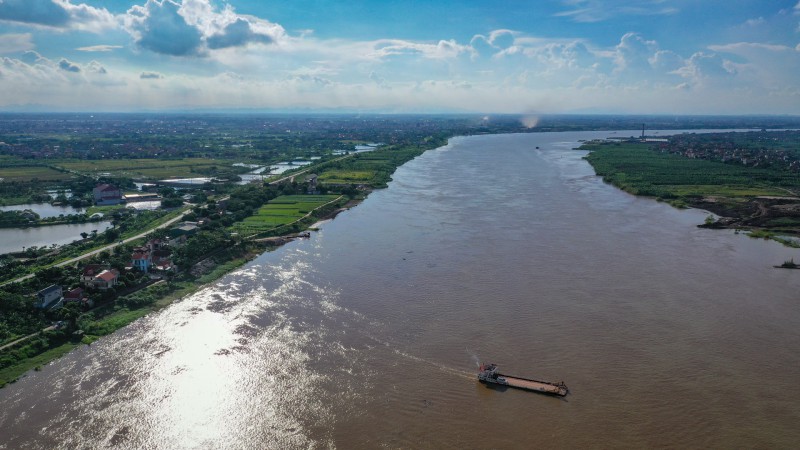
[582,139,800,238]
[583,142,799,199]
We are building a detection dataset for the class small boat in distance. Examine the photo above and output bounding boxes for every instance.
[478,363,568,396]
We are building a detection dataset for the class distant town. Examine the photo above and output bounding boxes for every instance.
[653,130,800,172]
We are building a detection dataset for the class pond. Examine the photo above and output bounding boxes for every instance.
[0,203,84,218]
[0,221,112,255]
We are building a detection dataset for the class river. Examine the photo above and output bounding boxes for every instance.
[1,131,799,448]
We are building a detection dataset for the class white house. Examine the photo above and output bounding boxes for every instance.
[35,285,63,309]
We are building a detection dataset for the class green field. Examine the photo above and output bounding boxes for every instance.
[314,146,426,188]
[0,166,72,182]
[657,185,788,197]
[318,170,375,184]
[55,158,236,179]
[231,194,340,235]
[582,142,800,199]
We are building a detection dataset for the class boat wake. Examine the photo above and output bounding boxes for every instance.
[391,349,475,381]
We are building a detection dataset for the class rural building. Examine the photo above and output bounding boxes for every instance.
[63,287,85,302]
[169,222,198,238]
[93,183,123,205]
[167,235,188,247]
[63,287,92,307]
[90,269,119,290]
[81,264,106,284]
[35,285,63,309]
[152,251,176,272]
[123,192,160,202]
[147,238,165,251]
[306,174,319,194]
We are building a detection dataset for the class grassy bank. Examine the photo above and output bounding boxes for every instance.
[581,140,800,244]
[582,141,793,199]
[0,342,81,387]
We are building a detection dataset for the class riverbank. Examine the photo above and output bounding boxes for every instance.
[0,238,297,387]
[580,139,800,247]
[0,144,418,387]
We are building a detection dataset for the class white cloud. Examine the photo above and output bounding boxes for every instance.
[710,42,795,53]
[57,0,118,32]
[20,50,45,64]
[0,0,116,33]
[58,58,81,73]
[76,45,123,52]
[369,39,472,60]
[125,0,204,56]
[744,17,766,27]
[140,71,164,79]
[0,3,798,115]
[555,0,679,23]
[123,0,286,56]
[673,52,736,87]
[707,41,800,91]
[0,52,797,114]
[86,60,106,74]
[614,32,658,72]
[0,33,34,54]
[649,50,684,72]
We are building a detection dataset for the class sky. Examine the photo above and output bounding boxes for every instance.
[0,0,799,114]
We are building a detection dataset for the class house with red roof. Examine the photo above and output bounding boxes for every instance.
[63,287,94,307]
[90,269,119,290]
[63,287,84,302]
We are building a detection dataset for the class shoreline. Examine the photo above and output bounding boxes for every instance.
[579,139,800,249]
[0,208,348,387]
[0,158,396,387]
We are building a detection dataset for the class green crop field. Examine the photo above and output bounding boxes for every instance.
[318,170,375,184]
[0,166,72,182]
[313,145,426,188]
[55,158,235,179]
[231,194,339,235]
[583,142,800,199]
[658,185,787,197]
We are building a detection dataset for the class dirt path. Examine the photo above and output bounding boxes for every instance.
[0,326,55,352]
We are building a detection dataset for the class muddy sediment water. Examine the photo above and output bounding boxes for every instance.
[1,130,799,448]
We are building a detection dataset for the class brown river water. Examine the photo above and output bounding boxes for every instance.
[2,131,800,449]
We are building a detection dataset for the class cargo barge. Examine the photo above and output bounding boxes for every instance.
[478,363,568,396]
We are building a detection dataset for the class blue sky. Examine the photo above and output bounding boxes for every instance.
[0,0,799,114]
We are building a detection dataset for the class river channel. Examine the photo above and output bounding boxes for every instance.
[1,131,799,448]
